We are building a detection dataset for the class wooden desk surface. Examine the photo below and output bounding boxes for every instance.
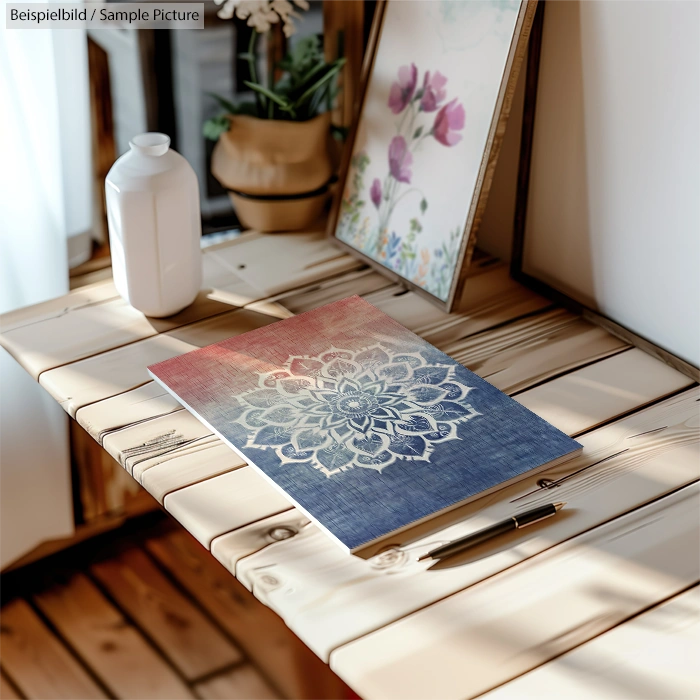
[1,231,698,699]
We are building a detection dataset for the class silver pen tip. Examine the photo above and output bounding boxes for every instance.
[417,553,432,562]
[554,502,567,511]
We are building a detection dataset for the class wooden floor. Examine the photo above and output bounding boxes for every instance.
[0,513,351,700]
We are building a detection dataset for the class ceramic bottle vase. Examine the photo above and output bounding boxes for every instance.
[106,133,202,317]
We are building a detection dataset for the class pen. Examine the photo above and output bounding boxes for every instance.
[417,502,567,561]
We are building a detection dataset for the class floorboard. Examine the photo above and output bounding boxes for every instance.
[1,516,348,700]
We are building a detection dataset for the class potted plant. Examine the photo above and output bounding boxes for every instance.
[206,0,345,232]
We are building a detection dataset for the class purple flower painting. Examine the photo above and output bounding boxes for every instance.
[369,65,465,260]
[434,99,465,146]
[335,0,525,306]
[388,136,413,184]
[388,63,418,114]
[370,178,382,209]
[420,71,447,112]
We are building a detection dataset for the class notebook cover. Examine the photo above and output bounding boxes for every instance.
[148,296,581,551]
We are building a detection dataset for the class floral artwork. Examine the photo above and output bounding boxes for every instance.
[337,64,464,301]
[333,0,525,307]
[235,344,480,477]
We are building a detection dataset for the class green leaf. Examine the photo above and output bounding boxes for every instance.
[202,115,230,141]
[244,81,293,110]
[208,92,238,114]
[413,126,423,139]
[292,58,345,111]
[420,198,428,214]
[237,52,256,62]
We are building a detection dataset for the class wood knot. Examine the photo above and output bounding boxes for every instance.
[259,574,279,587]
[268,526,296,541]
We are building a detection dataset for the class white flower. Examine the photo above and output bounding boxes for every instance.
[214,0,308,36]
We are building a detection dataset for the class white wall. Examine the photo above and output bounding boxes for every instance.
[522,0,700,366]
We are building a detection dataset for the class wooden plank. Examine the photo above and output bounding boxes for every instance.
[101,410,212,476]
[481,586,700,700]
[194,666,280,700]
[146,528,349,700]
[250,267,393,316]
[91,547,243,681]
[330,483,700,700]
[0,673,22,700]
[0,598,107,699]
[1,292,239,380]
[442,308,629,394]
[42,307,284,418]
[71,420,147,522]
[33,573,194,699]
[0,279,118,334]
[208,230,359,297]
[212,388,700,661]
[42,334,194,418]
[0,232,354,380]
[139,439,245,504]
[163,469,292,549]
[363,265,550,342]
[516,347,693,436]
[145,529,347,700]
[77,383,182,444]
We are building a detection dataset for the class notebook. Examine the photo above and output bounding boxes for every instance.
[148,296,581,552]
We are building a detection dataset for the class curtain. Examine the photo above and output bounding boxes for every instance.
[0,5,93,567]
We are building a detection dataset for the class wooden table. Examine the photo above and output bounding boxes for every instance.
[2,231,698,699]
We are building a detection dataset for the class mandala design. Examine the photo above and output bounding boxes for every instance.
[234,344,480,477]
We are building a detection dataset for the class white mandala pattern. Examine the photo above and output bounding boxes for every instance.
[235,344,480,476]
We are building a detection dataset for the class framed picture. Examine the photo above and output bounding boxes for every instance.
[328,0,538,312]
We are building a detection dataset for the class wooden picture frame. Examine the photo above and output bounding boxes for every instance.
[328,0,539,312]
[510,2,699,382]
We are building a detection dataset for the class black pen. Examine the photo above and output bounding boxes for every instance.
[417,502,567,561]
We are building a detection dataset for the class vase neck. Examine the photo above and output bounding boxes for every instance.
[130,133,170,157]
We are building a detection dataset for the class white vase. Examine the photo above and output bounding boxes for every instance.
[106,133,202,317]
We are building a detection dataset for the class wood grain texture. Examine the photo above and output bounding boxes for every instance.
[33,572,194,699]
[362,264,550,342]
[1,292,242,380]
[254,267,393,316]
[90,548,243,681]
[140,438,245,504]
[194,666,280,700]
[146,528,349,700]
[163,468,292,549]
[42,307,284,418]
[0,231,355,380]
[211,388,700,661]
[71,420,148,521]
[76,383,182,444]
[0,598,107,700]
[0,673,22,700]
[101,410,212,476]
[481,586,700,700]
[330,483,700,700]
[0,279,118,334]
[442,308,629,394]
[516,347,693,436]
[209,230,359,298]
